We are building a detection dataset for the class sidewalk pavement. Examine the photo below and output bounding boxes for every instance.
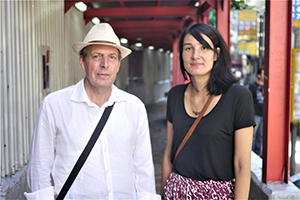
[146,100,167,194]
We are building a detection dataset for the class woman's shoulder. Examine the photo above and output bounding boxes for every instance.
[225,84,252,100]
[228,84,251,94]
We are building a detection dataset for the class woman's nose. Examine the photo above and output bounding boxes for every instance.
[192,49,200,59]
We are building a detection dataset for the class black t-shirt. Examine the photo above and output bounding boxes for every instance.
[249,82,264,116]
[167,83,255,181]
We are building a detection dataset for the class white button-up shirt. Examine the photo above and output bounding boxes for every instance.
[25,79,160,200]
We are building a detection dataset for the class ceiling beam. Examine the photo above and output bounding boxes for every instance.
[115,27,176,34]
[84,6,198,18]
[201,0,217,10]
[128,39,173,50]
[117,31,174,39]
[102,20,185,29]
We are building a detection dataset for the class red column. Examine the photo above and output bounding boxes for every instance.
[172,36,179,87]
[202,14,209,24]
[263,0,293,183]
[216,0,231,46]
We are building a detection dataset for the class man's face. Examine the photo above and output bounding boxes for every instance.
[259,70,264,82]
[80,44,121,90]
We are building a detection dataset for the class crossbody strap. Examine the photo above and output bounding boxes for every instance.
[174,95,214,163]
[56,103,115,200]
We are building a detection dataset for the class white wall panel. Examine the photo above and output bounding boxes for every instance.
[0,0,85,179]
[0,0,3,182]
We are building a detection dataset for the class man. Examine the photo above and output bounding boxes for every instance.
[249,68,264,157]
[25,23,160,199]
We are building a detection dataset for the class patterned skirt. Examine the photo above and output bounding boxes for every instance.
[164,172,235,200]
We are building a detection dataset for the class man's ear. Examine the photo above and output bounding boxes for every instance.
[214,47,220,61]
[79,56,86,71]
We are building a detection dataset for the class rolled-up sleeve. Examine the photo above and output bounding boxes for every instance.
[24,186,55,200]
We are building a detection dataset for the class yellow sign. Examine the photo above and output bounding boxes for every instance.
[291,48,300,122]
[238,10,257,41]
[238,10,257,21]
[294,20,300,28]
[238,42,257,56]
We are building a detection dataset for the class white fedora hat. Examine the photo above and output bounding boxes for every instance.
[72,23,132,59]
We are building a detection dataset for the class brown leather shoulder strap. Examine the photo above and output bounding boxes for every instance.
[174,95,215,163]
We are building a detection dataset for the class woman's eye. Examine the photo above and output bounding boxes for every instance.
[185,46,192,51]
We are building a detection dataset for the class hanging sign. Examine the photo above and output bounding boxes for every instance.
[238,10,258,56]
[238,9,257,41]
[293,0,300,20]
[291,48,300,123]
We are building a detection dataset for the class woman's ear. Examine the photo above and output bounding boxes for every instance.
[214,47,220,61]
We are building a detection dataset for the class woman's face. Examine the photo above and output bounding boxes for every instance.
[182,33,218,79]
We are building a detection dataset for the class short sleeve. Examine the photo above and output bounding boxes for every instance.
[166,85,186,123]
[166,88,174,123]
[233,85,256,130]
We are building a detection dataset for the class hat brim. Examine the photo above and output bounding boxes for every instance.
[72,42,132,59]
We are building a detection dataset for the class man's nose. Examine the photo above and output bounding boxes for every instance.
[100,57,109,68]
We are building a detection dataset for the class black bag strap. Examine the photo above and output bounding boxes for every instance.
[56,103,115,200]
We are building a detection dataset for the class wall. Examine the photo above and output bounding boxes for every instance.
[128,48,172,104]
[0,0,87,198]
[1,0,64,180]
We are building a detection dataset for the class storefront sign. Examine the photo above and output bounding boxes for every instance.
[293,0,300,20]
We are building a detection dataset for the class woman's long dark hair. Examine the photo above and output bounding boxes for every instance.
[179,23,238,95]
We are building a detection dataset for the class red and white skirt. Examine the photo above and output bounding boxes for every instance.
[164,172,235,200]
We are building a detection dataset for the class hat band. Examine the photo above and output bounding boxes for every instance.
[88,40,117,45]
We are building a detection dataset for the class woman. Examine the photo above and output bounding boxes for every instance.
[161,23,255,199]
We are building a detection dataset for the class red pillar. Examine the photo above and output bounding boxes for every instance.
[202,14,209,24]
[216,0,231,46]
[263,0,293,183]
[172,36,180,87]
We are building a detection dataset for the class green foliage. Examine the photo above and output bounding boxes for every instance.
[231,0,254,11]
[209,10,216,28]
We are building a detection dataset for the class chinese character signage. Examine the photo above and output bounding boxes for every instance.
[238,10,258,56]
[238,10,257,41]
[293,0,300,20]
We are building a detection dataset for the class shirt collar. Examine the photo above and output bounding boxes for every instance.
[70,78,126,107]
